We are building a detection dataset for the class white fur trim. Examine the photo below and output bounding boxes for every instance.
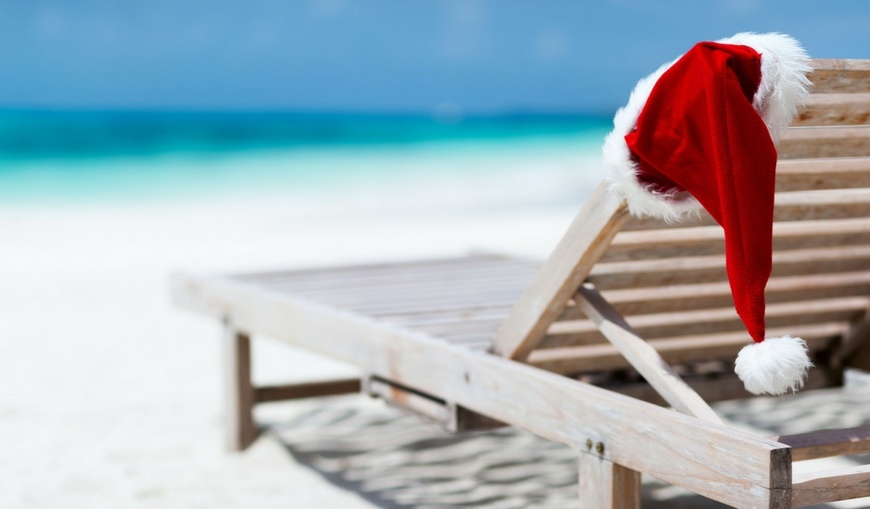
[719,32,812,142]
[602,56,703,222]
[734,336,813,395]
[603,32,811,220]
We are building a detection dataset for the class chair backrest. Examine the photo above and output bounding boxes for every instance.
[496,59,870,399]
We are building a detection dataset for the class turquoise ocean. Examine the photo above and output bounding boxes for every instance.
[0,110,612,203]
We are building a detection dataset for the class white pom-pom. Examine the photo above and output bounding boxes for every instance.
[734,336,813,395]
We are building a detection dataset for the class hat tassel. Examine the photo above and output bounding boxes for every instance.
[734,336,813,395]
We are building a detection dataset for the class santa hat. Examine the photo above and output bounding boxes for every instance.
[602,33,813,396]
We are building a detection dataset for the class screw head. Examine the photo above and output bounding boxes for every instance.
[585,439,593,450]
[595,442,605,455]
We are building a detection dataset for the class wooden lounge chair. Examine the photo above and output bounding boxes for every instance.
[172,59,870,508]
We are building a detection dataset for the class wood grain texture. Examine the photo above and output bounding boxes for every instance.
[531,324,841,374]
[578,454,641,509]
[574,286,723,424]
[172,274,792,508]
[549,296,867,346]
[792,93,870,126]
[792,464,870,507]
[779,126,870,159]
[775,157,870,191]
[581,271,870,318]
[603,217,870,262]
[493,183,629,360]
[809,59,870,94]
[223,326,259,452]
[775,425,870,462]
[590,244,870,290]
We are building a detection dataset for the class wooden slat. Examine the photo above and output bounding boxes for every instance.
[603,217,870,262]
[531,323,843,374]
[575,286,723,423]
[407,318,503,338]
[775,157,870,191]
[350,295,521,317]
[493,183,629,360]
[608,366,842,409]
[549,296,865,346]
[809,59,870,94]
[384,307,511,328]
[779,126,870,159]
[775,425,870,462]
[792,93,870,126]
[577,271,870,318]
[173,274,794,508]
[264,261,536,294]
[775,188,870,221]
[299,278,530,310]
[233,254,516,285]
[254,378,361,403]
[624,187,870,231]
[792,464,870,507]
[291,270,532,299]
[589,244,870,290]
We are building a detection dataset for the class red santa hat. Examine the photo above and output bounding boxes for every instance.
[602,33,813,396]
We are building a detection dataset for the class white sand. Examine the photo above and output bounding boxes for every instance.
[0,149,600,508]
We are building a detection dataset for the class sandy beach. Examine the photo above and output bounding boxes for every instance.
[0,146,596,508]
[5,143,870,508]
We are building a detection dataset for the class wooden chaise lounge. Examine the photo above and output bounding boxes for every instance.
[172,59,870,508]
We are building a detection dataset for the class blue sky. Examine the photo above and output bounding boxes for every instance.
[1,1,869,114]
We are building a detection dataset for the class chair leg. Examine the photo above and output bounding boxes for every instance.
[223,325,259,451]
[579,453,641,509]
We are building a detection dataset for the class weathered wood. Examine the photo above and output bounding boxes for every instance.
[792,93,870,126]
[624,187,870,232]
[607,367,841,409]
[792,464,870,507]
[590,244,870,290]
[574,285,723,423]
[549,296,866,345]
[531,324,841,374]
[775,425,870,461]
[808,59,870,94]
[276,263,535,296]
[254,378,360,403]
[577,271,870,318]
[493,183,630,360]
[775,157,870,191]
[235,254,519,285]
[223,325,258,452]
[351,294,521,317]
[380,306,512,326]
[603,217,870,262]
[779,126,870,159]
[172,275,793,508]
[578,454,641,509]
[339,288,528,317]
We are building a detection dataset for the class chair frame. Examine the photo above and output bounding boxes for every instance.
[173,59,870,508]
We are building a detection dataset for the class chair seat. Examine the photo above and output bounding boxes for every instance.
[229,254,540,350]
